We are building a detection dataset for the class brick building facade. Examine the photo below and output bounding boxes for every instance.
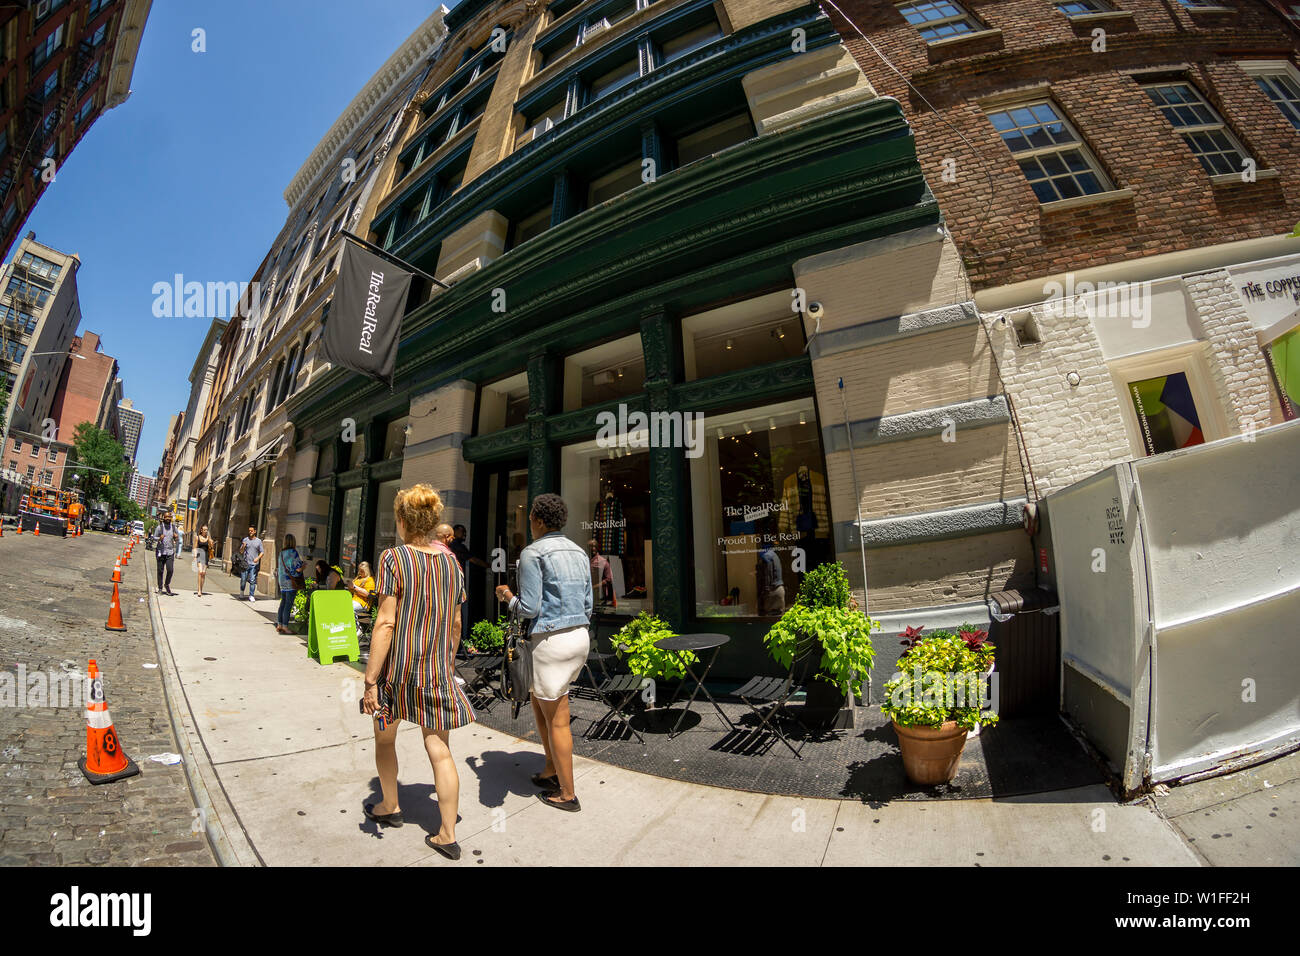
[760,0,1300,626]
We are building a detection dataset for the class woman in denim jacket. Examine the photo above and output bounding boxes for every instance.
[496,493,593,812]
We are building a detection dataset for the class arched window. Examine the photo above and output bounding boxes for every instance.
[278,344,301,405]
[266,359,285,412]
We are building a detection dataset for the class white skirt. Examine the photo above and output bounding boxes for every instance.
[529,625,590,701]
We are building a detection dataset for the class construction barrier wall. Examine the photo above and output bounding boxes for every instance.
[1043,419,1300,793]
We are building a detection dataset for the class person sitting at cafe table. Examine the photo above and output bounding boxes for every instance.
[352,561,376,614]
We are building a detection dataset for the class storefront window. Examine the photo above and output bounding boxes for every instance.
[479,372,529,433]
[1125,371,1205,456]
[561,438,652,615]
[315,442,335,479]
[682,290,804,381]
[339,487,362,571]
[563,334,645,411]
[688,397,830,619]
[347,435,366,469]
[373,478,401,565]
[382,419,410,460]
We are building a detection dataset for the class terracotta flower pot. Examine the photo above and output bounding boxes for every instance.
[892,719,968,785]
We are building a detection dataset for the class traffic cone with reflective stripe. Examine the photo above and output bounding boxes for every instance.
[105,580,126,631]
[33,522,39,536]
[110,560,121,584]
[78,660,139,785]
[120,547,129,566]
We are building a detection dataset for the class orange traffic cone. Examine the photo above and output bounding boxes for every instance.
[33,522,39,536]
[78,659,139,785]
[110,560,121,584]
[105,580,126,631]
[120,549,129,566]
[15,520,22,534]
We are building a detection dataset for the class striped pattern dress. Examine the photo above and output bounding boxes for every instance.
[376,544,474,730]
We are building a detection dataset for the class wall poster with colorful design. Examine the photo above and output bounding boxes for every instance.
[1127,371,1205,456]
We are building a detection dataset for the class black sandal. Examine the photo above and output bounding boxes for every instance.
[531,772,560,790]
[363,803,403,827]
[536,792,581,812]
[425,834,462,860]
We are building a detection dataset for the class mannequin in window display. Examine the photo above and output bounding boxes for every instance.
[777,465,828,537]
[589,538,617,608]
[592,481,625,556]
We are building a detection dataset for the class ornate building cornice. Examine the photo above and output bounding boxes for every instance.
[283,9,451,210]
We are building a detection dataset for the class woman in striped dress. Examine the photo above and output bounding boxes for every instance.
[362,484,473,860]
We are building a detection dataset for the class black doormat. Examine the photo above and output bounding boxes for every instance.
[468,683,1103,802]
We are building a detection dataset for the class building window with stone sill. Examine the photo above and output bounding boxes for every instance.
[1056,0,1113,13]
[1143,82,1249,177]
[1251,70,1300,131]
[898,1,984,42]
[987,102,1113,203]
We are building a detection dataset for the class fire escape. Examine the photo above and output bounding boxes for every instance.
[0,32,96,214]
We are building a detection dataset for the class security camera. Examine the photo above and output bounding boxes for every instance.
[806,302,824,320]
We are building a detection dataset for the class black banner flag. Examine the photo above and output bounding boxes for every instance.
[320,239,413,385]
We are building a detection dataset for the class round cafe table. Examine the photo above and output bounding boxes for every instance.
[653,633,736,739]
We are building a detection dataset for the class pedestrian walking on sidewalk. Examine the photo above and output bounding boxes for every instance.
[239,527,263,601]
[153,513,183,596]
[362,483,472,860]
[495,493,592,813]
[276,533,304,634]
[194,525,212,596]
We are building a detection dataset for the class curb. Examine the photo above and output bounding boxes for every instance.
[142,552,263,867]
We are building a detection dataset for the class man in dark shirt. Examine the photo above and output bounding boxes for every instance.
[449,524,488,573]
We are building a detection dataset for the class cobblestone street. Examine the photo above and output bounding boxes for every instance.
[0,530,213,866]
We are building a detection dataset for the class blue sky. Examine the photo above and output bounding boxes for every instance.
[18,0,441,478]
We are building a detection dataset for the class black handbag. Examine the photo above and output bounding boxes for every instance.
[500,609,534,719]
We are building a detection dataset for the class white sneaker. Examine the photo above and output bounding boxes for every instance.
[248,594,256,602]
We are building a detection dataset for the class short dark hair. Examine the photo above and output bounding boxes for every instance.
[530,493,567,532]
[454,523,467,533]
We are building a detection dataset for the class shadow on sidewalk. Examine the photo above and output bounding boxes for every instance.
[465,750,549,808]
[358,777,461,839]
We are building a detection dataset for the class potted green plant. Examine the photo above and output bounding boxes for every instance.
[468,619,505,655]
[880,625,1000,785]
[762,562,878,728]
[610,612,696,688]
[291,578,317,631]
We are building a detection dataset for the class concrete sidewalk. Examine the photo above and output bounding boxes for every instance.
[151,557,1200,866]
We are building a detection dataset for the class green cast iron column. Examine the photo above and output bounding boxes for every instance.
[525,351,557,526]
[642,308,687,630]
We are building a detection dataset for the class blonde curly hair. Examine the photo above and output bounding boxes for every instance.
[394,484,444,543]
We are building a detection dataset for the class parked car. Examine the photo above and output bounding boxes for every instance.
[88,511,109,531]
[130,520,145,537]
[108,518,129,534]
